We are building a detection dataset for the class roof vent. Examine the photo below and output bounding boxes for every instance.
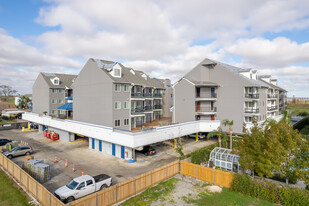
[130,69,135,75]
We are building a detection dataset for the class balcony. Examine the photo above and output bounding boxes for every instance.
[131,107,145,114]
[131,93,144,98]
[153,105,162,109]
[143,93,153,98]
[267,106,278,111]
[153,93,163,98]
[245,93,259,99]
[144,105,152,111]
[267,94,278,98]
[244,108,259,113]
[196,93,217,98]
[196,106,217,113]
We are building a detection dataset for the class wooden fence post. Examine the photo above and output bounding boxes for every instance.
[196,165,198,179]
[214,169,216,184]
[50,193,51,206]
[36,181,38,199]
[27,175,29,192]
[12,163,14,179]
[96,192,98,206]
[115,184,118,204]
[134,177,136,195]
[151,170,153,186]
[166,165,168,178]
[178,160,181,174]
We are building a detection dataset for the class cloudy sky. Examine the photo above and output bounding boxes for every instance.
[1,0,309,97]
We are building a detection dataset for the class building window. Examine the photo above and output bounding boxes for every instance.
[124,101,129,109]
[114,84,121,92]
[52,99,57,104]
[52,110,57,115]
[114,68,121,77]
[59,110,65,114]
[59,89,64,94]
[52,89,57,93]
[115,120,121,127]
[59,99,64,104]
[114,101,121,109]
[54,79,59,85]
[124,84,130,92]
[124,119,129,126]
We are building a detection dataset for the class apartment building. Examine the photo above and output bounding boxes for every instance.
[32,73,77,116]
[73,58,172,131]
[173,58,287,134]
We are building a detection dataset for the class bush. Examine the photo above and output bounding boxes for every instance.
[231,173,309,205]
[298,112,309,116]
[271,173,297,185]
[189,143,217,164]
[1,116,9,121]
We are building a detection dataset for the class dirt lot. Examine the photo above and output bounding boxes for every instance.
[0,129,216,193]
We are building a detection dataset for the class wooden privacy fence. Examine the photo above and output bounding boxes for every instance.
[180,161,234,188]
[0,153,234,206]
[0,153,65,206]
[70,161,179,206]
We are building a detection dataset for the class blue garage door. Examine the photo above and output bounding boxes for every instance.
[121,146,125,159]
[92,138,95,149]
[112,144,116,156]
[99,140,102,152]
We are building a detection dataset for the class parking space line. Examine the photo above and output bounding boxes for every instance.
[70,139,86,143]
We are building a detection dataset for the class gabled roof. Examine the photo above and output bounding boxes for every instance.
[259,78,287,92]
[206,58,270,88]
[91,59,165,89]
[41,73,77,89]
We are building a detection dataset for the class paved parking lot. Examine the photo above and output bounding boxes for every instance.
[0,129,216,193]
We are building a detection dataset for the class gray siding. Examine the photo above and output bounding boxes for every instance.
[173,79,195,123]
[162,79,172,118]
[73,59,114,127]
[32,73,50,115]
[113,83,130,130]
[49,88,65,115]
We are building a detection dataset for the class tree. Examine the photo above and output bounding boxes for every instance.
[267,120,309,185]
[207,127,228,148]
[0,85,17,101]
[16,96,31,109]
[238,118,309,184]
[175,138,184,159]
[238,120,281,178]
[222,119,234,149]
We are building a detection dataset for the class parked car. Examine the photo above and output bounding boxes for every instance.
[0,138,12,146]
[54,174,112,203]
[3,145,33,159]
[138,145,156,156]
[30,123,38,129]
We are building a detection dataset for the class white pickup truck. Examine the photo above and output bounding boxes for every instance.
[54,174,112,203]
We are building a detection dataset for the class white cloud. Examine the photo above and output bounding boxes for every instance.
[1,0,309,96]
[226,37,309,67]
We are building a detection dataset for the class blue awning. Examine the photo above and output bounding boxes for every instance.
[58,103,73,110]
[66,96,73,100]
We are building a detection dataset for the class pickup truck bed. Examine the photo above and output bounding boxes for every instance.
[94,174,111,183]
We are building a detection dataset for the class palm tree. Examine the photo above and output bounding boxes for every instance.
[222,119,234,149]
[207,127,227,147]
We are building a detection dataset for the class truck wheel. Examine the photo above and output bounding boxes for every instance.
[100,184,107,190]
[66,196,75,203]
[7,155,13,159]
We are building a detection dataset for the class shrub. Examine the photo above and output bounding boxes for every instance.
[298,112,309,117]
[1,116,9,121]
[271,173,297,185]
[189,143,217,164]
[231,173,309,205]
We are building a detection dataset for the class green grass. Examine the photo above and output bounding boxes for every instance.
[184,187,274,206]
[287,103,309,115]
[120,178,180,206]
[0,97,15,104]
[121,177,274,206]
[0,170,31,206]
[0,120,15,125]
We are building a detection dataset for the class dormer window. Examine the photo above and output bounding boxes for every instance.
[111,63,122,78]
[130,69,135,75]
[52,77,60,85]
[141,74,147,80]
